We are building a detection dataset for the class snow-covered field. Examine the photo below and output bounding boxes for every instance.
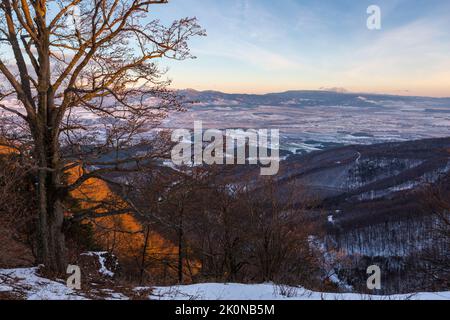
[1,267,449,300]
[166,93,450,148]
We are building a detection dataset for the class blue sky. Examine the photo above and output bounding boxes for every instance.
[153,0,450,97]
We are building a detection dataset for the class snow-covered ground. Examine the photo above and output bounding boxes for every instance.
[0,267,87,300]
[150,283,450,301]
[1,267,449,300]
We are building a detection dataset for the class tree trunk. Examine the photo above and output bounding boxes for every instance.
[33,25,67,274]
[178,208,184,284]
[139,225,151,285]
[35,101,67,273]
[36,146,67,274]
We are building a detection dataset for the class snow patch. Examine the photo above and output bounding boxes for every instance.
[0,267,87,300]
[81,251,115,277]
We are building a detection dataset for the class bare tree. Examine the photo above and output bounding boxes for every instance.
[135,166,211,283]
[0,0,204,272]
[241,179,320,284]
[420,180,450,289]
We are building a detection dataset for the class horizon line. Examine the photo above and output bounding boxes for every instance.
[174,88,450,99]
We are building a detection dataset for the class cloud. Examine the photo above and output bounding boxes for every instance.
[192,0,302,71]
[339,16,450,92]
[213,40,302,71]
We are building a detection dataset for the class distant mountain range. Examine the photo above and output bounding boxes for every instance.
[178,89,450,108]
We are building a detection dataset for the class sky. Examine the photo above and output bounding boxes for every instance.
[151,0,450,97]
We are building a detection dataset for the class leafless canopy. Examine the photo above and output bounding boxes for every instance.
[0,0,205,272]
[0,0,204,159]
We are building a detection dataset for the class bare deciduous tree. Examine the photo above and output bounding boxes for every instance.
[420,180,450,289]
[0,0,204,272]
